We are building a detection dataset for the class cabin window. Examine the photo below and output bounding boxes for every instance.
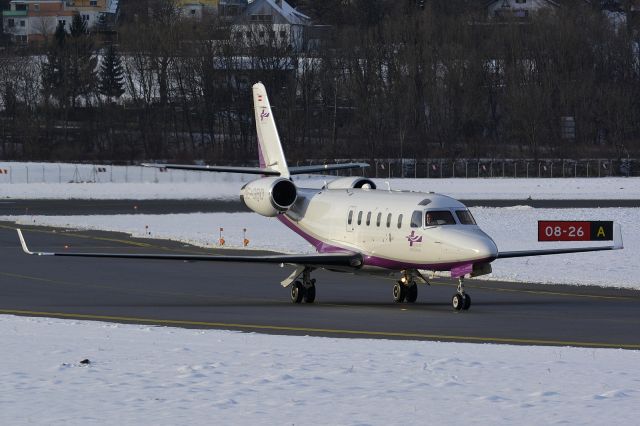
[386,213,392,228]
[366,211,372,226]
[347,210,353,225]
[410,210,422,228]
[376,212,382,227]
[425,210,457,226]
[397,214,403,229]
[357,211,363,225]
[455,210,477,225]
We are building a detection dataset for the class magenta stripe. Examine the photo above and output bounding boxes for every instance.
[277,214,492,271]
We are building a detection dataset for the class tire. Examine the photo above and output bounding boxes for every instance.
[291,280,304,304]
[462,294,471,310]
[406,284,418,303]
[452,293,464,311]
[393,282,406,303]
[303,284,316,303]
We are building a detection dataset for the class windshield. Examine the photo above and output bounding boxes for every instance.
[425,210,456,226]
[455,210,477,225]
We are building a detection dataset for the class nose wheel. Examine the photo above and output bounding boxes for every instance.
[452,277,471,311]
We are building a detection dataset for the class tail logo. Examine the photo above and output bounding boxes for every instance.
[406,231,423,247]
[260,109,270,121]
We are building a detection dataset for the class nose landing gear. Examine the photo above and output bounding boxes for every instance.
[452,277,471,311]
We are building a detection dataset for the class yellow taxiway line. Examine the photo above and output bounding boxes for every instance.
[1,309,639,350]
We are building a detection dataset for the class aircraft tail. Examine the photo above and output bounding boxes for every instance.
[253,83,290,178]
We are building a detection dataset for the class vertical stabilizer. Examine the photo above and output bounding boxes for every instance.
[253,83,290,178]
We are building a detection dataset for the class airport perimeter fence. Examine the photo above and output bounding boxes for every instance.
[337,158,636,179]
[0,159,636,184]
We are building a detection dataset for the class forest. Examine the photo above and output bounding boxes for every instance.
[0,0,638,167]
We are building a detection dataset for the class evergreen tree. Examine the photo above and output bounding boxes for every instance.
[69,13,87,37]
[42,21,70,106]
[98,45,125,99]
[68,13,97,106]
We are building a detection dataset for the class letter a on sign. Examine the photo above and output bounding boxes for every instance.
[597,227,606,238]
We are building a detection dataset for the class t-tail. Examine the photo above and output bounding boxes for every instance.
[142,83,369,176]
[253,83,290,178]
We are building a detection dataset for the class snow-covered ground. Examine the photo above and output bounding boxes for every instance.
[1,315,638,426]
[4,206,637,289]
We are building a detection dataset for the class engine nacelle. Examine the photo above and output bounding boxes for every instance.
[324,177,377,190]
[240,177,297,217]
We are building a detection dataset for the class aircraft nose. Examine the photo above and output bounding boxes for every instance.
[470,234,498,260]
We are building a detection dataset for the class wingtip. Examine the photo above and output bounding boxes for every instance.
[614,222,624,250]
[17,229,33,255]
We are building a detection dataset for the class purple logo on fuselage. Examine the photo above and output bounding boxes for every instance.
[406,230,423,246]
[260,110,270,121]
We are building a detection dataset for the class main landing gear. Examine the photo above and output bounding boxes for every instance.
[393,272,419,303]
[452,277,471,311]
[290,268,316,304]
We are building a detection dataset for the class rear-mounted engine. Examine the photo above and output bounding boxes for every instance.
[240,177,297,217]
[324,177,377,190]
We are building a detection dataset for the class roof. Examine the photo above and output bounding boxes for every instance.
[241,0,311,25]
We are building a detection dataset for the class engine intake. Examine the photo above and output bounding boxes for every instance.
[240,177,297,217]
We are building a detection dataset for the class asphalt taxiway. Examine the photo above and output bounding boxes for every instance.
[1,223,638,349]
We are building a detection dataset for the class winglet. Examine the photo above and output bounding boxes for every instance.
[17,229,35,255]
[613,222,624,250]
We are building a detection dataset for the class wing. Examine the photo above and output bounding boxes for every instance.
[141,162,369,176]
[497,222,623,259]
[17,229,363,269]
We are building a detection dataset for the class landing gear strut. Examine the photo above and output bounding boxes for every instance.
[452,277,471,311]
[393,271,419,303]
[290,268,316,304]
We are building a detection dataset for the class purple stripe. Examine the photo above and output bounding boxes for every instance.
[363,256,491,271]
[277,214,492,271]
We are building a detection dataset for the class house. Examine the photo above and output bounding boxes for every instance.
[2,0,119,43]
[485,0,560,21]
[176,0,218,20]
[231,0,312,52]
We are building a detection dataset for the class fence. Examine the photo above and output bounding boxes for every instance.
[327,158,636,179]
[0,159,636,184]
[0,163,255,184]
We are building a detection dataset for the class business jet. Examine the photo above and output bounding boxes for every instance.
[17,83,624,310]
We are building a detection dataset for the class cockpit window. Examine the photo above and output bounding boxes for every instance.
[425,210,456,226]
[410,210,422,228]
[455,210,476,225]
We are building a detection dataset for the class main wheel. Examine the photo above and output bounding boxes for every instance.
[291,280,304,304]
[393,282,406,303]
[452,293,464,311]
[303,283,316,303]
[406,284,418,303]
[462,294,471,310]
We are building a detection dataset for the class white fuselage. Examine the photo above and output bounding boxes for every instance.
[278,187,499,272]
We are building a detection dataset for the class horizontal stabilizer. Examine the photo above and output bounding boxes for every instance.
[17,229,363,269]
[289,163,370,175]
[142,162,370,176]
[141,163,280,176]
